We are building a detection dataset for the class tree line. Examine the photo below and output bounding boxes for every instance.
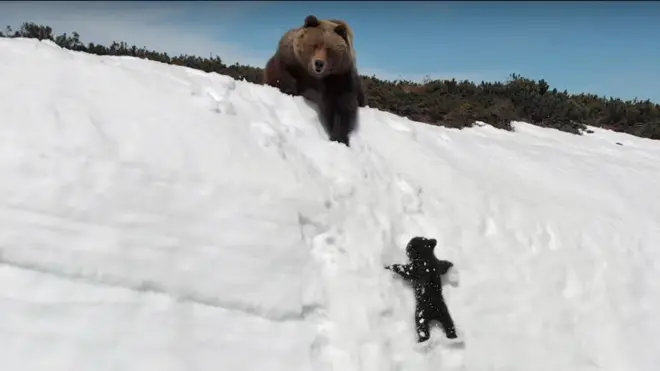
[2,22,659,140]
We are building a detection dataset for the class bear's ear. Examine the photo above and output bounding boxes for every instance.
[304,15,320,28]
[334,24,349,43]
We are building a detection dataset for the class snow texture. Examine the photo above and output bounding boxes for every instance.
[1,37,660,371]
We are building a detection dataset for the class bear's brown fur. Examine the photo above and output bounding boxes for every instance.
[262,15,366,146]
[317,19,357,65]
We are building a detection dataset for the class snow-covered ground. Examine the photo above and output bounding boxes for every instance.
[1,37,659,371]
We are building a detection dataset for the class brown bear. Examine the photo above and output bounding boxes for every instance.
[263,15,367,147]
[299,17,364,108]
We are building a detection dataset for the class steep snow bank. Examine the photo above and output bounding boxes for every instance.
[1,37,659,371]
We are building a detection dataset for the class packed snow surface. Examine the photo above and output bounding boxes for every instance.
[1,37,660,371]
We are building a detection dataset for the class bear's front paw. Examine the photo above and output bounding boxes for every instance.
[329,134,350,147]
[277,85,298,96]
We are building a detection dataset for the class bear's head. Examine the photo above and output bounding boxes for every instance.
[293,15,353,79]
[406,236,437,263]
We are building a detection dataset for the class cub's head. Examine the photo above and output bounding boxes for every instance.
[293,15,353,78]
[405,236,437,263]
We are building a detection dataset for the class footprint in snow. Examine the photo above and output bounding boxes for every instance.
[250,121,283,149]
[395,177,423,214]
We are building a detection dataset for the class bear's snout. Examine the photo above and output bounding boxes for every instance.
[314,59,325,73]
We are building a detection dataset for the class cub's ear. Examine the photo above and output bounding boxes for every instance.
[334,24,349,42]
[304,15,320,28]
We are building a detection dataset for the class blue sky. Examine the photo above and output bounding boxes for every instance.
[1,1,659,102]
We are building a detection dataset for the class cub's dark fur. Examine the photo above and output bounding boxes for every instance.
[385,236,458,342]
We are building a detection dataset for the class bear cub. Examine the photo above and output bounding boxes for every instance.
[263,15,366,147]
[385,236,459,343]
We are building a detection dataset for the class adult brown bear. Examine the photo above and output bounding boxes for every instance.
[263,15,366,147]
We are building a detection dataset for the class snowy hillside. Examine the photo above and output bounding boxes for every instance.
[1,37,660,371]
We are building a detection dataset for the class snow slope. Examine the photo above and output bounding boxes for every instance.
[1,37,660,371]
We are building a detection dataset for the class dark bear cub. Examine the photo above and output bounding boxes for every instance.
[385,236,458,343]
